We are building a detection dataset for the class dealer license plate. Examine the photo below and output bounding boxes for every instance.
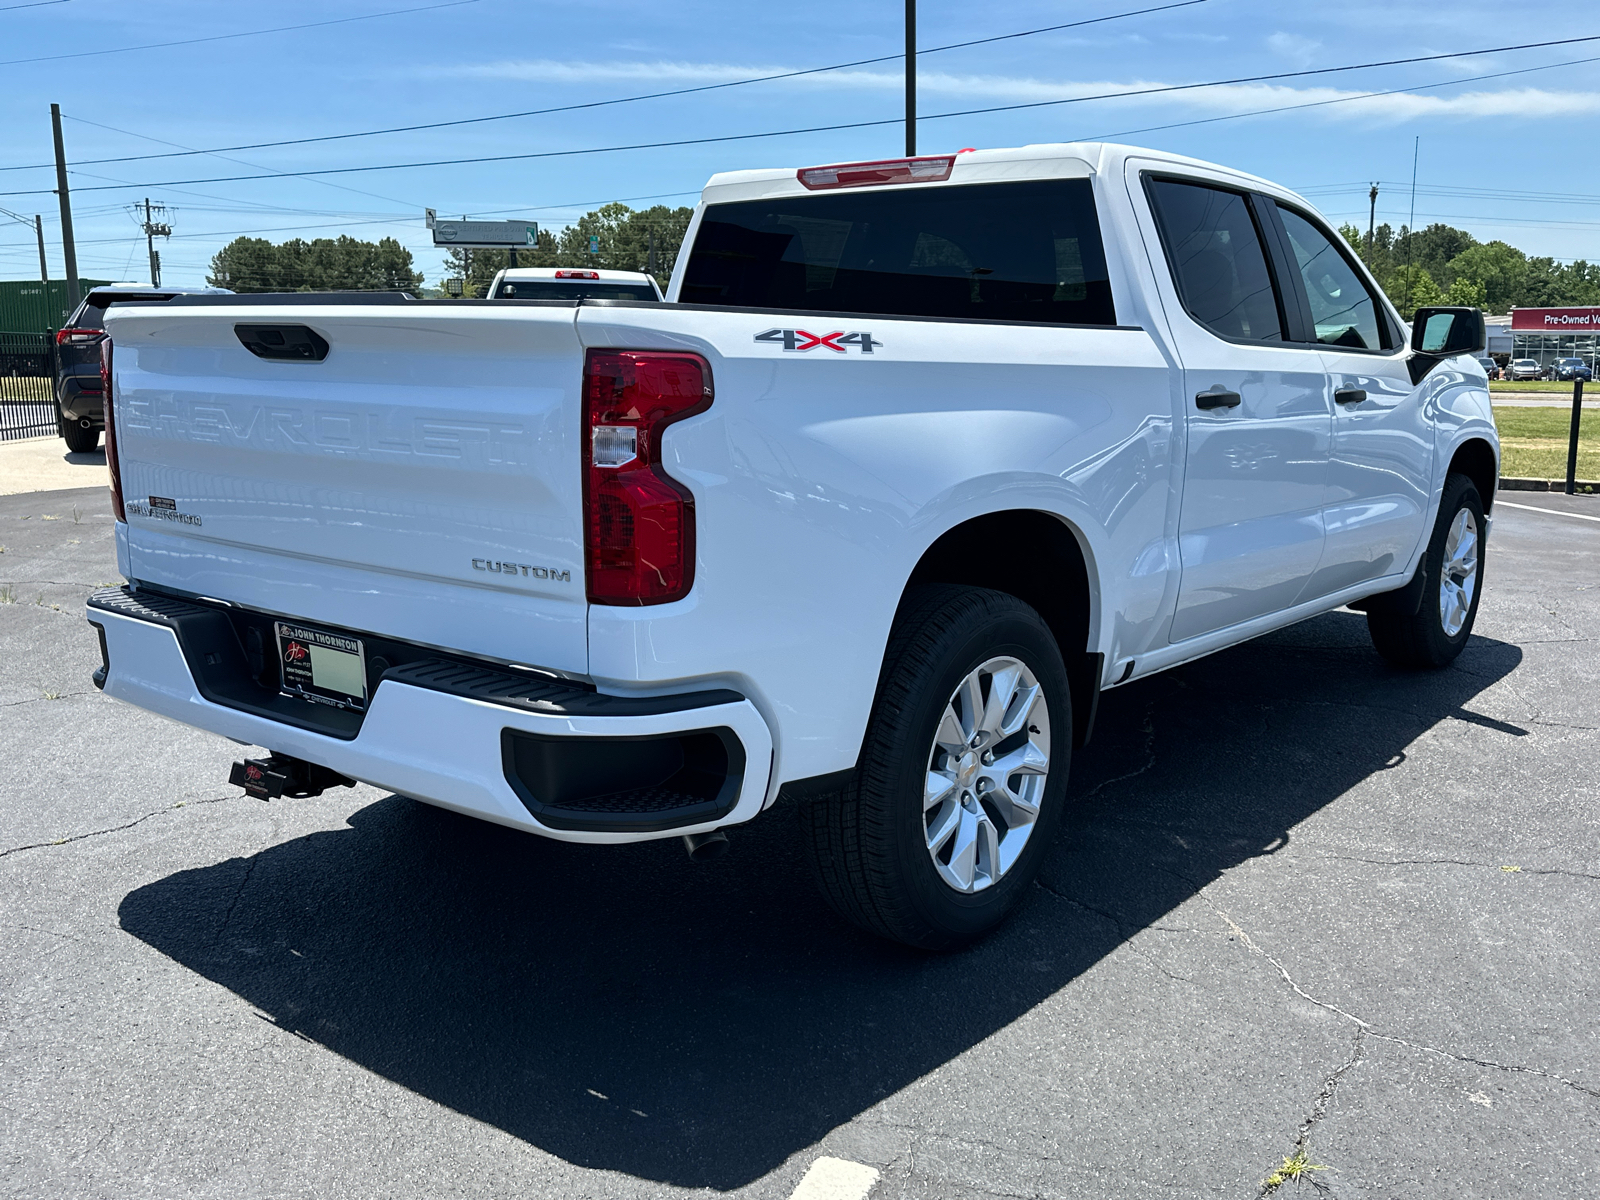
[276,621,368,711]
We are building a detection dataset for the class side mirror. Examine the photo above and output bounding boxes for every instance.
[1411,307,1485,356]
[1408,307,1485,383]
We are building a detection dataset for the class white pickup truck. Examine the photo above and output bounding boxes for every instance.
[88,142,1497,948]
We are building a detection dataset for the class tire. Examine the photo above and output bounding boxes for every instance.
[1367,473,1486,669]
[798,585,1072,949]
[62,421,99,453]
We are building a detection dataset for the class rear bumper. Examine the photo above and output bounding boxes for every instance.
[57,377,104,424]
[86,590,773,843]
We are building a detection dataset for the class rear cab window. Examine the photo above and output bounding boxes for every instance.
[1144,177,1284,343]
[496,281,659,301]
[681,178,1117,325]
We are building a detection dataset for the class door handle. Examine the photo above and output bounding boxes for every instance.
[1334,387,1368,405]
[1194,388,1242,410]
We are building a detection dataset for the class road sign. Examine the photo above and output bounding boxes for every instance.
[431,219,538,248]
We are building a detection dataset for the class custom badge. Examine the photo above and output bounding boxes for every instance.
[754,328,882,353]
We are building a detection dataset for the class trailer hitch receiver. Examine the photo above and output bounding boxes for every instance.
[230,754,355,801]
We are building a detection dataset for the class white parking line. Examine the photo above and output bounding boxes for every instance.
[789,1156,881,1200]
[1497,500,1600,524]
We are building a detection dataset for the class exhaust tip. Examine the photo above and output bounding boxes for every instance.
[681,830,729,862]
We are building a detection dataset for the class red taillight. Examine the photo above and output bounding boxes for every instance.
[797,155,956,190]
[56,326,103,345]
[555,269,600,279]
[100,338,125,522]
[582,350,712,605]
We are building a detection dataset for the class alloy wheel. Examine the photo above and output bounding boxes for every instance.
[922,656,1051,893]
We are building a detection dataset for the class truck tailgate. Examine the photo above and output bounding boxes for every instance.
[102,302,589,676]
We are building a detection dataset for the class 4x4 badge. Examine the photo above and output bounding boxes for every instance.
[754,328,882,354]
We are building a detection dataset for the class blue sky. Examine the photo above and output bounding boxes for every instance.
[2,0,1598,290]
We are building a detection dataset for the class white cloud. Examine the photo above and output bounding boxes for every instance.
[433,58,1600,127]
[1266,32,1321,68]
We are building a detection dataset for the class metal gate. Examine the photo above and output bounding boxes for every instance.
[0,331,58,442]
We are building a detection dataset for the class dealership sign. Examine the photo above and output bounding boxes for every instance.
[1511,306,1600,331]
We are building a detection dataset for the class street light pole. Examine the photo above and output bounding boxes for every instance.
[905,0,916,156]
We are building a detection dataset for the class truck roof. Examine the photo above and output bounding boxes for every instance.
[701,141,1309,210]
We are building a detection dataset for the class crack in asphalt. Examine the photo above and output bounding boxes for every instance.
[1261,1025,1366,1198]
[1315,853,1600,882]
[0,691,98,708]
[0,795,233,860]
[1032,878,1196,984]
[0,579,105,587]
[1078,701,1156,801]
[1169,871,1600,1102]
[211,852,261,954]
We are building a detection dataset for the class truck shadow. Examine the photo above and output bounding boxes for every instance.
[118,611,1522,1190]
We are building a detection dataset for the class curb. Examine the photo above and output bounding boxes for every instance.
[1500,476,1599,494]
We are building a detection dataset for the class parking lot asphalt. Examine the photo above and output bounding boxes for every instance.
[2,486,1596,1200]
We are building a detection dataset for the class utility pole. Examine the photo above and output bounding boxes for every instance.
[905,0,917,156]
[648,227,657,280]
[0,206,48,282]
[137,198,172,286]
[1365,183,1379,264]
[50,103,80,308]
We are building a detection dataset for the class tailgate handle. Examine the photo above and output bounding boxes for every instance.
[235,324,330,362]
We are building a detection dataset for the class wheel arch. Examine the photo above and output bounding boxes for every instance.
[1448,436,1499,513]
[902,509,1102,747]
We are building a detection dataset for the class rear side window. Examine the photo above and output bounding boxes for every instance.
[681,178,1116,325]
[496,282,658,301]
[1275,206,1384,350]
[1147,179,1282,343]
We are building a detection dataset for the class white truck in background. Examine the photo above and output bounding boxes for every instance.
[88,142,1497,948]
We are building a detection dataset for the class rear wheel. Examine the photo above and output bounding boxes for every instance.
[62,420,99,453]
[799,585,1071,949]
[1367,473,1485,669]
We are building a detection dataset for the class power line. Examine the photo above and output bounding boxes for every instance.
[7,32,1600,200]
[1081,51,1600,148]
[0,0,72,10]
[0,0,1214,174]
[63,113,430,211]
[0,0,481,68]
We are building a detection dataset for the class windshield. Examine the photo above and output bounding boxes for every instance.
[681,178,1115,325]
[495,281,658,301]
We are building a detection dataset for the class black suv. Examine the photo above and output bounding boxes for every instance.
[54,285,228,452]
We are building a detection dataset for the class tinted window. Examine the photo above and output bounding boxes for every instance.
[1276,206,1384,350]
[1147,179,1282,342]
[495,282,658,301]
[681,178,1115,325]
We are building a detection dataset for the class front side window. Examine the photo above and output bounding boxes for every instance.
[681,178,1116,325]
[1147,179,1283,343]
[1276,206,1384,351]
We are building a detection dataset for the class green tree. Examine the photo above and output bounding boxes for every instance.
[1445,242,1526,313]
[1443,276,1487,308]
[208,235,423,293]
[441,203,694,297]
[1386,264,1443,317]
